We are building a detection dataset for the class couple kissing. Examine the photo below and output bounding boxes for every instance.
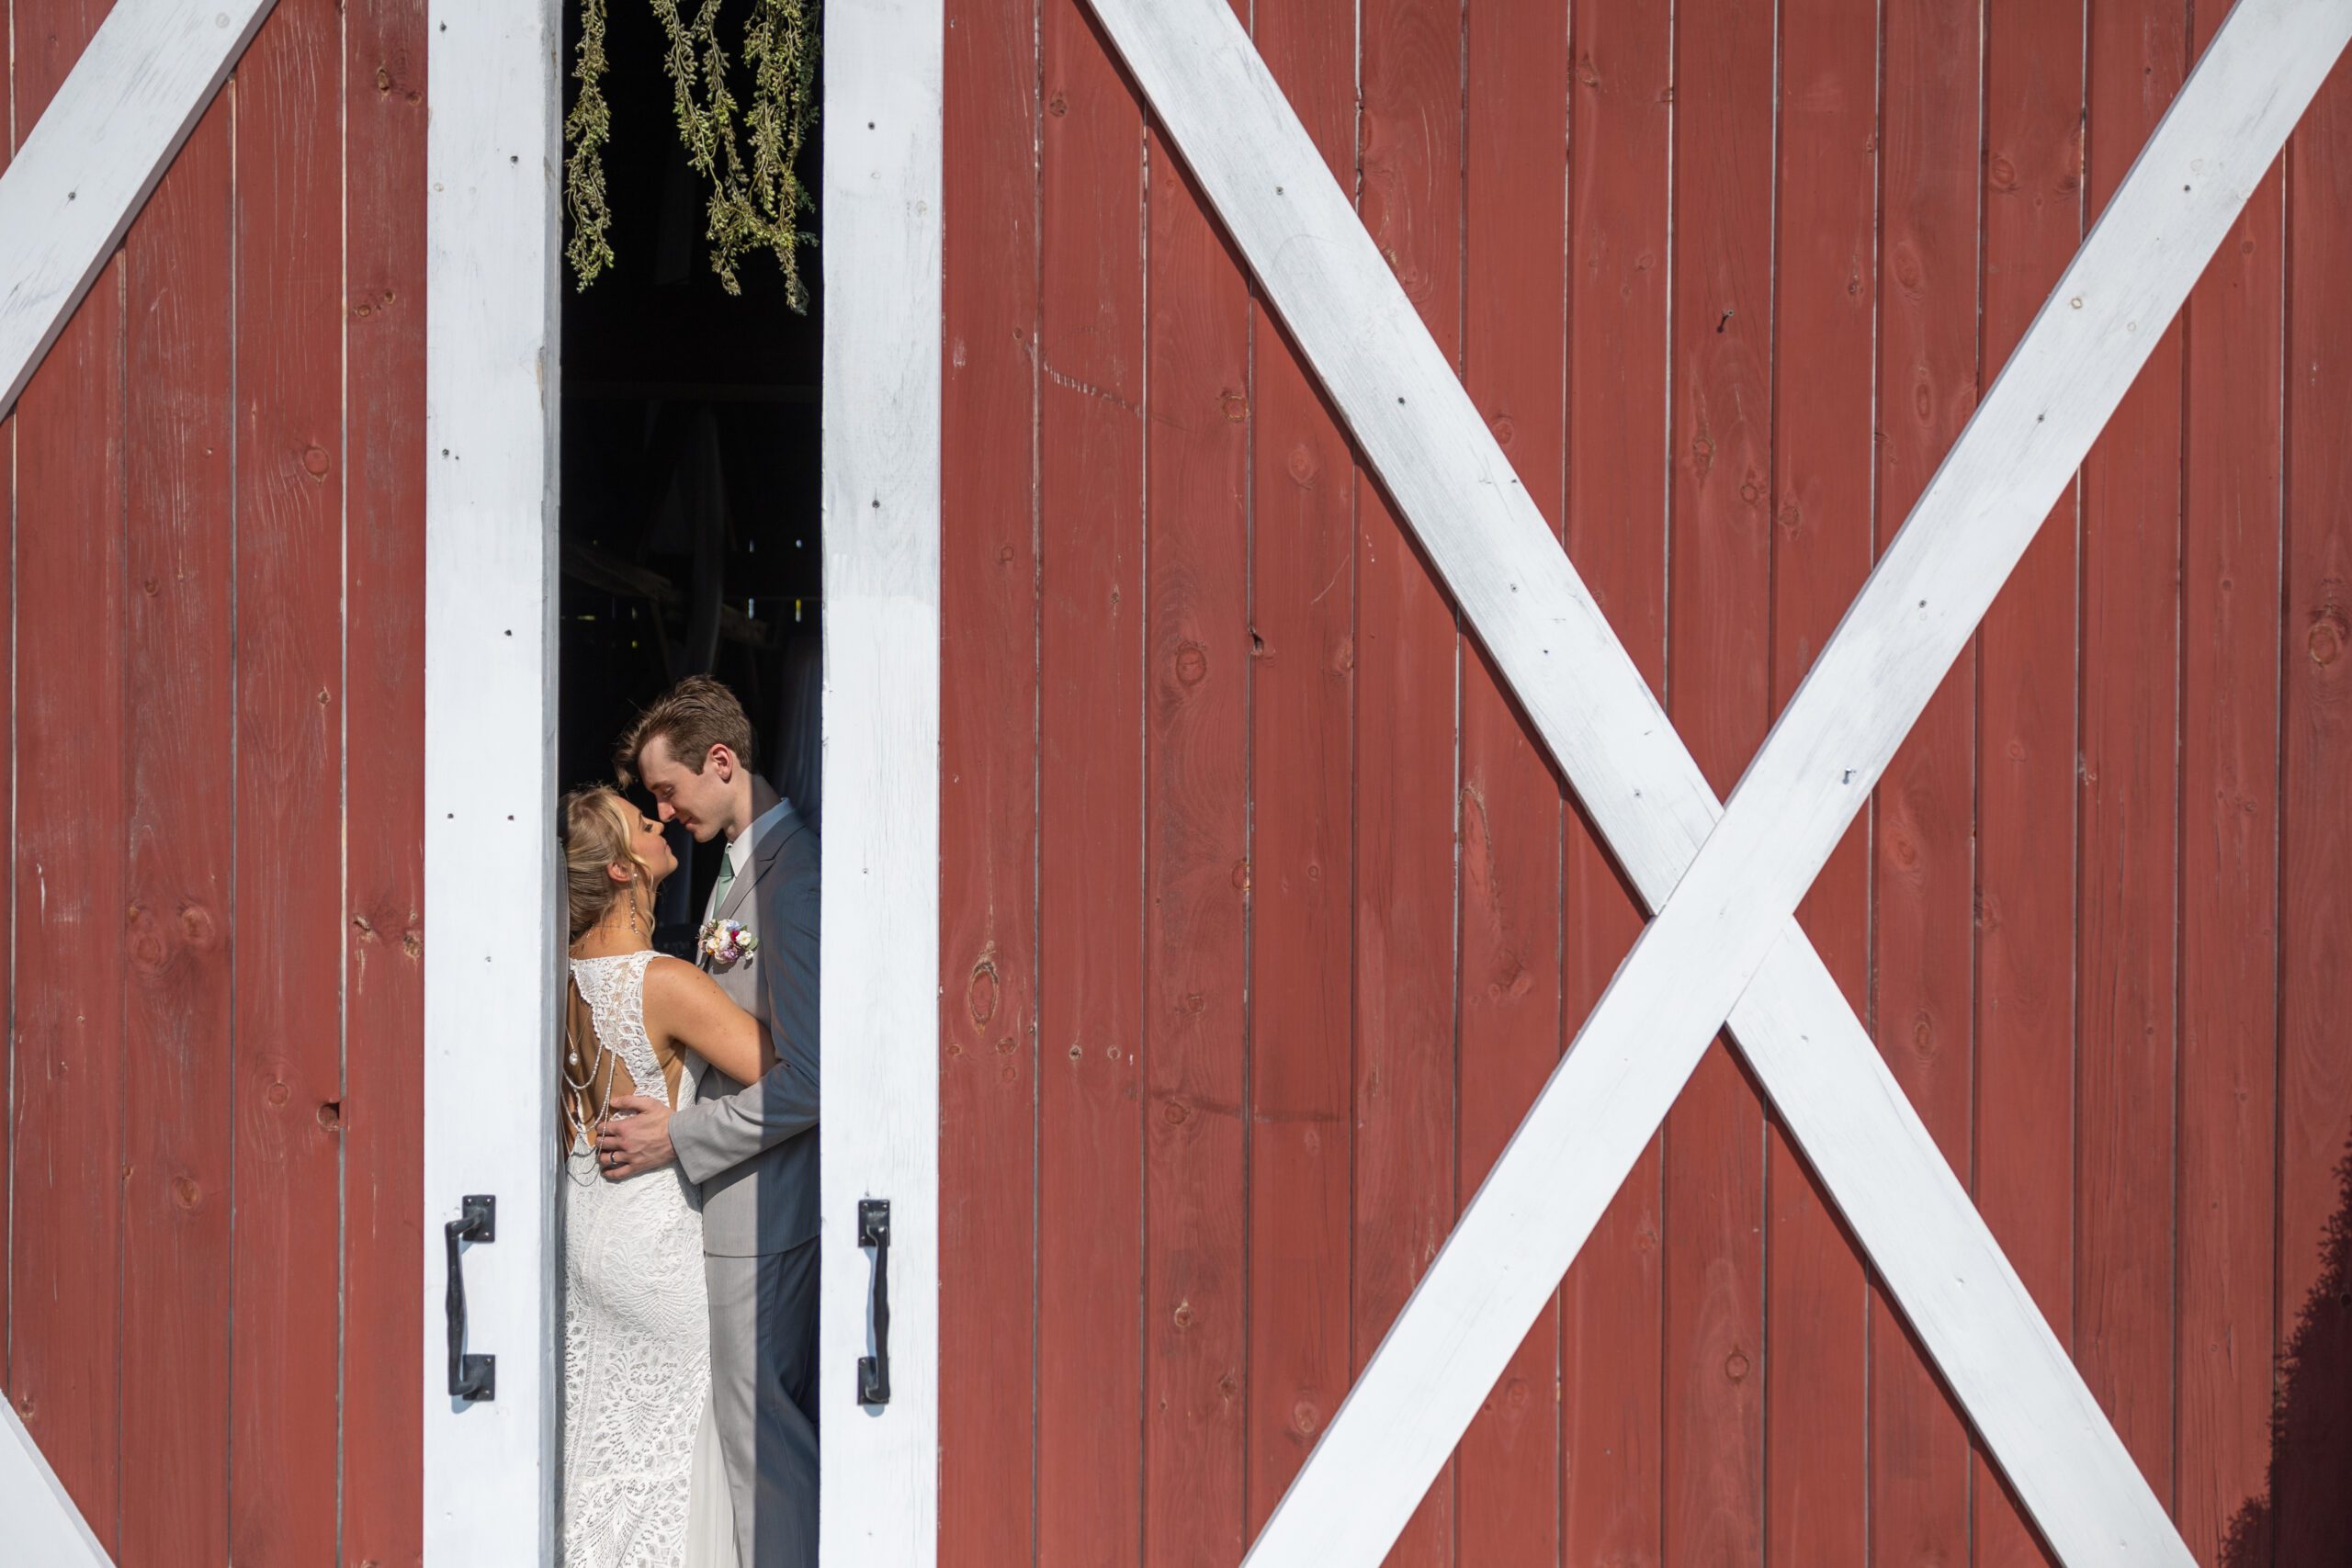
[558,676,820,1568]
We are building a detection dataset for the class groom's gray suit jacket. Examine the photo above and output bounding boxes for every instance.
[670,802,820,1255]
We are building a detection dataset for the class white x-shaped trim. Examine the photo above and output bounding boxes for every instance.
[0,0,272,421]
[1083,0,2352,1563]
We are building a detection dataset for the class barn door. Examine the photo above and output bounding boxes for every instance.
[1059,1,2351,1564]
[423,2,942,1562]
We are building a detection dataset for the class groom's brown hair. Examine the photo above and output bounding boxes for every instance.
[614,674,757,788]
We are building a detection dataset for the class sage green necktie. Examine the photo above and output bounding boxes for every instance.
[712,847,737,912]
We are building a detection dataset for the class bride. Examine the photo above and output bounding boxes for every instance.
[559,785,766,1567]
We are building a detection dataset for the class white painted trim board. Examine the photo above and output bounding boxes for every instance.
[422,1,565,1561]
[1,1404,112,1568]
[0,0,274,420]
[818,0,944,1561]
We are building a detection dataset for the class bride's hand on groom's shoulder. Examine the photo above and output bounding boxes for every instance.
[595,1094,676,1181]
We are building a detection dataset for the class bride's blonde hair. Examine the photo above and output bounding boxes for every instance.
[560,785,654,942]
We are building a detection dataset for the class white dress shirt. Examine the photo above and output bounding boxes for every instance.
[705,796,792,923]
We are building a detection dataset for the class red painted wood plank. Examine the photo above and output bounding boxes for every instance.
[1663,0,1771,1555]
[1560,0,1672,1553]
[118,88,234,1568]
[1036,3,1146,1557]
[2274,47,2352,1566]
[2076,0,2185,1499]
[2173,8,2284,1561]
[1458,1,1566,1560]
[229,2,344,1556]
[342,4,430,1561]
[1354,1,1463,1557]
[939,0,1040,1559]
[1973,3,2083,1559]
[1243,0,1356,1535]
[1871,3,1982,1559]
[1140,85,1253,1568]
[7,0,124,1543]
[1764,0,1877,1556]
[0,0,17,1379]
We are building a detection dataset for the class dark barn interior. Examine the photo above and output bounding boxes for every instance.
[557,0,824,948]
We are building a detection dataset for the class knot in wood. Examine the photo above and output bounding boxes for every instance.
[2310,613,2346,667]
[967,955,1001,1026]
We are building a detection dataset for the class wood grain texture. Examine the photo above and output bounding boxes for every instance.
[1110,0,2335,1552]
[1242,0,1356,1535]
[1766,0,1876,1555]
[2077,0,2187,1499]
[1353,0,1463,1556]
[941,0,2352,1561]
[2275,41,2352,1567]
[1871,0,1982,1557]
[1,1405,111,1567]
[818,0,946,1546]
[1036,2,1147,1558]
[421,0,566,1546]
[1458,0,1566,1558]
[1561,0,1673,1554]
[0,0,13,1394]
[1141,83,1252,1566]
[6,1,431,1552]
[2174,6,2284,1559]
[229,1,344,1555]
[118,81,233,1568]
[1664,0,1772,1555]
[0,0,275,419]
[1973,3,2084,1560]
[8,0,124,1545]
[343,1,429,1560]
[939,0,1040,1558]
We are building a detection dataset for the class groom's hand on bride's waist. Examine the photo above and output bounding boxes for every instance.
[596,1094,676,1180]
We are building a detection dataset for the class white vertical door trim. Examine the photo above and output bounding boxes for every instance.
[818,0,944,1563]
[1,1405,112,1568]
[423,2,564,1562]
[0,0,275,420]
[1073,0,2352,1563]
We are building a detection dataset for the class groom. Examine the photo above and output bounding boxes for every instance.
[598,675,820,1568]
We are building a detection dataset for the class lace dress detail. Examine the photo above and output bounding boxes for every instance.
[562,952,723,1567]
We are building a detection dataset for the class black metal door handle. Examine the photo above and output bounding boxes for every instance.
[445,1194,497,1402]
[859,1199,891,1404]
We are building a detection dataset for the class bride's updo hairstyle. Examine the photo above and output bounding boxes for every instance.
[561,785,652,942]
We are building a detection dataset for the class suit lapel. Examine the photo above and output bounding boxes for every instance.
[716,803,805,922]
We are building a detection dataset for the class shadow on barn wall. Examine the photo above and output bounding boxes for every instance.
[2222,1138,2352,1566]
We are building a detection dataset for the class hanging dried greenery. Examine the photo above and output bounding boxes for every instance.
[564,0,820,309]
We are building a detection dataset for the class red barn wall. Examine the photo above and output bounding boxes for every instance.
[2,1,426,1562]
[938,3,2352,1564]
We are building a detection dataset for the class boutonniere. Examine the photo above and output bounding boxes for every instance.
[699,919,759,968]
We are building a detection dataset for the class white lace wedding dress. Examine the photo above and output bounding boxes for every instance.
[562,951,739,1568]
